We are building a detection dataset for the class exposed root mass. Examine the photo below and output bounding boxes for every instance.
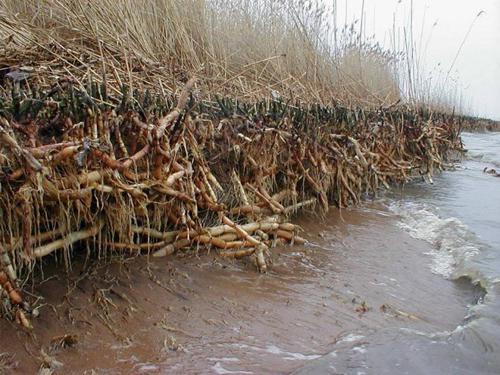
[0,76,466,328]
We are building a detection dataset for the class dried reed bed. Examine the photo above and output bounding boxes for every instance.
[0,0,401,106]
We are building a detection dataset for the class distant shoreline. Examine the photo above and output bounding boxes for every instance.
[461,117,500,132]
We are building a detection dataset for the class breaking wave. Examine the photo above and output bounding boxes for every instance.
[388,201,482,280]
[462,131,500,169]
[465,151,500,168]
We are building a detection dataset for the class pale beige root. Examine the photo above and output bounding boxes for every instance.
[220,215,268,272]
[217,233,239,242]
[5,225,68,252]
[283,199,316,214]
[255,245,267,272]
[220,215,267,248]
[207,171,223,193]
[275,229,306,245]
[52,145,81,164]
[219,248,256,259]
[153,185,196,203]
[339,168,359,204]
[278,223,298,232]
[245,185,281,214]
[215,214,268,273]
[152,233,259,257]
[152,239,191,257]
[258,222,281,232]
[0,247,24,314]
[156,220,280,240]
[271,189,297,203]
[199,167,219,202]
[139,219,286,256]
[57,170,104,188]
[15,309,33,330]
[223,240,257,249]
[166,170,186,186]
[347,136,369,169]
[156,77,197,139]
[230,205,267,216]
[192,235,228,249]
[33,220,104,258]
[257,186,285,212]
[255,229,269,241]
[0,271,22,305]
[231,170,249,206]
[0,118,43,172]
[0,245,18,283]
[26,141,79,157]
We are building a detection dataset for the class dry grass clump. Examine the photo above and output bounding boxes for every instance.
[0,0,402,107]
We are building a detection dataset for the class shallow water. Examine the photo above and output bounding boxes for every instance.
[170,131,500,375]
[306,131,500,374]
[2,133,500,374]
[109,129,500,374]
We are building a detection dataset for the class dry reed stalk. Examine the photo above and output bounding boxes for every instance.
[0,0,448,108]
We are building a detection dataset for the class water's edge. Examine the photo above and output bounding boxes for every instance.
[1,132,499,375]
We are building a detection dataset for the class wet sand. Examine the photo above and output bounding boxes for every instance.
[0,205,480,374]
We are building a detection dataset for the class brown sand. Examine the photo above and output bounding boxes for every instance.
[0,205,480,374]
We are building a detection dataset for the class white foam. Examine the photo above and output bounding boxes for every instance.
[352,346,367,354]
[369,281,387,286]
[208,357,240,363]
[338,334,365,343]
[227,342,321,361]
[264,345,321,361]
[212,362,253,374]
[462,132,500,169]
[389,202,480,278]
[466,151,500,168]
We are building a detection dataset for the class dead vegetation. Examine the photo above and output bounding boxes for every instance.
[0,0,401,107]
[0,74,464,328]
[0,0,469,329]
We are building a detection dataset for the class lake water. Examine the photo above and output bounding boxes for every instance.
[159,131,500,374]
[299,131,500,374]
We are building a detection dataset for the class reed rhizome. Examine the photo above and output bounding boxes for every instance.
[0,75,466,327]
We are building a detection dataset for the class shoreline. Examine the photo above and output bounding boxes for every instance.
[0,80,466,327]
[1,205,480,374]
[1,2,498,373]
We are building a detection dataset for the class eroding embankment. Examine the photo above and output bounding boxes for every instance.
[0,78,464,328]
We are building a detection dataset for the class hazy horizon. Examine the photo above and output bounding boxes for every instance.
[332,0,500,120]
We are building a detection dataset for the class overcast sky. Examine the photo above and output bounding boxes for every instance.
[333,0,500,120]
